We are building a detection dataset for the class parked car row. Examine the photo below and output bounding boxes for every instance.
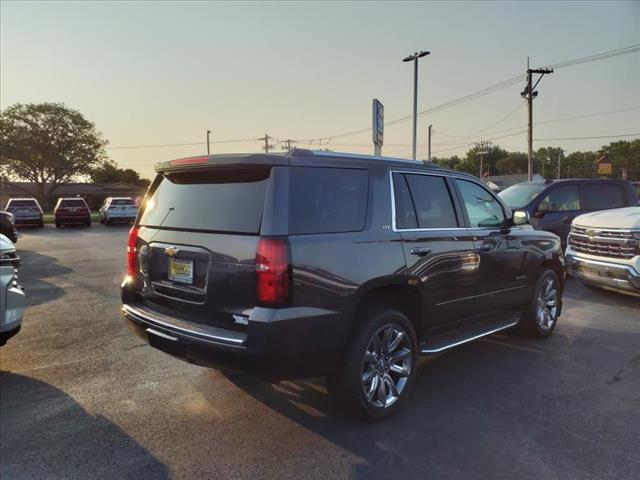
[1,196,138,231]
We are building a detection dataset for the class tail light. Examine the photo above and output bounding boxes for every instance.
[127,226,139,276]
[256,237,290,307]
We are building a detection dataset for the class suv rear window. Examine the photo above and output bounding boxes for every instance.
[59,199,87,208]
[111,199,135,206]
[7,200,39,208]
[289,167,368,235]
[580,184,625,210]
[140,166,271,234]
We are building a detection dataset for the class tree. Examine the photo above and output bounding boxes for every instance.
[496,152,528,175]
[0,103,108,207]
[91,161,150,188]
[600,139,640,180]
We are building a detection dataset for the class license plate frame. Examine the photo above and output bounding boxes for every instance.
[168,258,194,284]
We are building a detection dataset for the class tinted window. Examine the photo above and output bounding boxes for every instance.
[140,166,271,233]
[289,167,368,235]
[580,184,625,210]
[541,186,580,211]
[392,173,418,229]
[456,179,505,228]
[498,183,546,208]
[404,174,458,228]
[7,200,38,208]
[111,199,135,206]
[59,199,87,208]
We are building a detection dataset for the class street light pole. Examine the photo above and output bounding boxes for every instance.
[403,50,430,161]
[207,129,212,156]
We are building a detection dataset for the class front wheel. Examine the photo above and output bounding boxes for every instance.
[327,309,418,420]
[518,269,561,338]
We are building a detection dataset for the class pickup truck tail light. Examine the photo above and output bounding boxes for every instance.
[256,237,290,307]
[127,226,139,276]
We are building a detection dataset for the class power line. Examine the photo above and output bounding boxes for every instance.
[107,138,255,150]
[434,106,640,144]
[294,44,640,143]
[107,45,640,154]
[434,102,525,139]
[535,133,640,141]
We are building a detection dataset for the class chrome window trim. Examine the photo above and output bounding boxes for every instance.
[389,169,470,232]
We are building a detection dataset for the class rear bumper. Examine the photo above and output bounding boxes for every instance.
[14,217,42,225]
[105,214,135,222]
[56,216,90,223]
[121,282,347,380]
[565,254,640,296]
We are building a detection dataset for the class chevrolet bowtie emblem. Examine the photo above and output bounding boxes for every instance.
[165,246,180,257]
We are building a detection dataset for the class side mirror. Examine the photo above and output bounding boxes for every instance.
[513,210,530,226]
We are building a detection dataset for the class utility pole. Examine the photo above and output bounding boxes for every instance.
[206,129,212,156]
[259,134,273,153]
[475,140,491,179]
[427,124,433,161]
[281,139,295,151]
[403,50,430,160]
[557,149,562,179]
[521,58,553,181]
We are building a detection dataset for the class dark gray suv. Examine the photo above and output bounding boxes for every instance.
[122,150,565,419]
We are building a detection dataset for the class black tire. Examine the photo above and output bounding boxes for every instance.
[326,308,418,420]
[105,218,111,226]
[55,222,61,228]
[517,269,561,338]
[85,219,92,227]
[38,221,44,228]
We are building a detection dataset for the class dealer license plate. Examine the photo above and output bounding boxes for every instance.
[168,258,194,284]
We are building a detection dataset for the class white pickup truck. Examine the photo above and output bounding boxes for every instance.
[565,207,640,297]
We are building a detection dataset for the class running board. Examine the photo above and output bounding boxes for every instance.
[419,318,519,355]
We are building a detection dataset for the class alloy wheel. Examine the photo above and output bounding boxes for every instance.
[537,276,558,332]
[361,324,413,408]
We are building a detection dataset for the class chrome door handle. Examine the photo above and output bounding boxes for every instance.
[410,247,431,256]
[476,243,493,252]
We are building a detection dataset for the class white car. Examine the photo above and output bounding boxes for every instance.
[1,234,26,346]
[565,206,640,297]
[99,197,138,225]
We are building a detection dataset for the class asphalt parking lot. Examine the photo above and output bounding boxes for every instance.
[1,225,639,480]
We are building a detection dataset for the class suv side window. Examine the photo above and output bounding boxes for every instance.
[392,173,418,229]
[541,185,580,211]
[403,174,458,228]
[580,184,625,210]
[455,179,505,228]
[289,167,369,235]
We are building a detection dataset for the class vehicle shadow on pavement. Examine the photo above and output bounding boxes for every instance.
[564,277,640,308]
[225,328,640,479]
[17,250,72,306]
[0,372,170,480]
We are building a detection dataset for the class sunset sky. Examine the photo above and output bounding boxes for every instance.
[1,1,639,179]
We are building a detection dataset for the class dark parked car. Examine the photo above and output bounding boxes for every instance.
[122,150,565,419]
[499,179,639,247]
[54,197,91,227]
[4,198,44,227]
[0,212,19,243]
